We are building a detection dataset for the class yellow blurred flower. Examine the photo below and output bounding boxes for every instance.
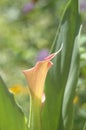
[73,96,79,104]
[9,84,29,95]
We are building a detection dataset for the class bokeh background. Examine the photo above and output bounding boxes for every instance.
[0,0,68,86]
[0,0,86,129]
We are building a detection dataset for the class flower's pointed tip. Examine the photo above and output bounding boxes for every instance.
[22,70,26,74]
[22,70,28,76]
[22,69,32,78]
[44,43,63,61]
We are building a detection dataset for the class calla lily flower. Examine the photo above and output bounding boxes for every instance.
[23,59,52,100]
[23,45,63,101]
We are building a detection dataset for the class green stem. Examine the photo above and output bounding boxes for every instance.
[30,96,42,130]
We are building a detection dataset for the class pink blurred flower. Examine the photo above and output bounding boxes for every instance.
[22,2,35,13]
[80,0,86,11]
[36,49,49,61]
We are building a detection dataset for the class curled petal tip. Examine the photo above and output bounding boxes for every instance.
[22,70,27,76]
[44,43,63,61]
[22,70,25,74]
[22,70,27,74]
[22,69,31,75]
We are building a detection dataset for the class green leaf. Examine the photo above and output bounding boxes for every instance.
[62,34,80,130]
[0,76,27,130]
[42,0,81,130]
[83,122,86,130]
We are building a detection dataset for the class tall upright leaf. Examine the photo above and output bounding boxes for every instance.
[83,122,86,130]
[0,76,27,130]
[42,0,81,130]
[62,34,80,130]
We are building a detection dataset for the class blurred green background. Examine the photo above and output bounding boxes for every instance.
[0,0,69,86]
[0,0,86,129]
